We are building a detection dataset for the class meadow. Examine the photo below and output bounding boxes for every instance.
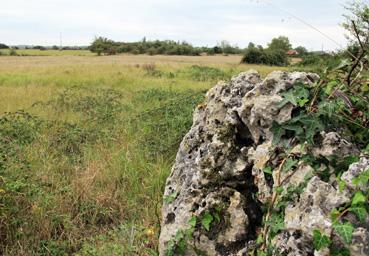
[0,53,287,255]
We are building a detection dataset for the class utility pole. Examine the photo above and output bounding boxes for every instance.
[59,32,62,50]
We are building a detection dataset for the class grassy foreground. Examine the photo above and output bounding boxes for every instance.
[0,54,287,255]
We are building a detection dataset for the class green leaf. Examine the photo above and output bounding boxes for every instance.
[333,222,354,244]
[275,187,284,194]
[349,206,367,222]
[352,191,367,205]
[263,166,273,175]
[164,191,178,204]
[325,80,338,94]
[338,178,346,192]
[280,84,310,107]
[313,229,331,251]
[188,216,197,228]
[201,212,214,231]
[213,212,221,223]
[330,247,351,256]
[353,168,369,186]
[257,250,267,256]
[282,158,298,172]
[270,121,284,145]
[298,98,309,107]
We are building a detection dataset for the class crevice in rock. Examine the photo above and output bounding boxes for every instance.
[214,166,263,255]
[233,112,254,148]
[236,169,263,242]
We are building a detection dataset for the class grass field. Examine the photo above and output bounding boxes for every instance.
[0,49,93,56]
[0,54,287,255]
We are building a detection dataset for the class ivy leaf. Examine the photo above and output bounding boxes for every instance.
[313,229,331,251]
[263,166,273,175]
[164,191,178,204]
[282,158,298,172]
[266,214,284,238]
[349,206,367,222]
[353,168,369,186]
[333,222,354,244]
[201,212,214,231]
[188,216,197,228]
[287,113,325,143]
[352,191,367,205]
[298,98,309,107]
[331,208,341,222]
[270,121,284,145]
[280,84,310,107]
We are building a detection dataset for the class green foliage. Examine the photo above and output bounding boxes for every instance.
[9,48,17,56]
[132,89,204,158]
[351,191,367,205]
[268,36,292,53]
[90,37,243,56]
[349,205,367,222]
[266,213,284,239]
[332,222,354,244]
[164,191,178,204]
[330,247,351,256]
[201,212,214,231]
[0,43,9,49]
[182,65,229,82]
[166,216,197,256]
[353,168,369,186]
[242,36,292,66]
[89,37,117,56]
[241,47,289,66]
[271,113,324,145]
[313,230,331,251]
[278,84,310,107]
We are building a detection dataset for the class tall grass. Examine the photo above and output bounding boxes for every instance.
[0,55,287,255]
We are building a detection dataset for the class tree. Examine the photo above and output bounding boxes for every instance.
[268,36,292,52]
[89,37,117,56]
[0,43,9,49]
[294,46,308,56]
[247,42,256,49]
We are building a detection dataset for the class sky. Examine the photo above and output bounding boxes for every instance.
[0,0,353,50]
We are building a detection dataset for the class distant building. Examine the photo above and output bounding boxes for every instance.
[286,49,299,56]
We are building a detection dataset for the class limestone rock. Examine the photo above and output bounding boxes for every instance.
[159,70,368,256]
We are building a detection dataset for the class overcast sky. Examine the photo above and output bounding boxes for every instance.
[0,0,353,50]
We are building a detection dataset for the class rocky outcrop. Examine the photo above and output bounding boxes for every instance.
[159,70,369,256]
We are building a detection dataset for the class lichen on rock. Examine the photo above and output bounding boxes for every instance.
[159,70,369,256]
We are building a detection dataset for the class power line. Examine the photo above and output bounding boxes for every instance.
[257,0,345,50]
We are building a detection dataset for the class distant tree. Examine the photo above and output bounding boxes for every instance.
[52,45,59,50]
[213,46,222,54]
[294,46,308,56]
[241,47,288,66]
[247,42,256,49]
[0,43,9,49]
[89,37,117,55]
[268,36,292,52]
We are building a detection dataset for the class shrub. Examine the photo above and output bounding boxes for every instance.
[9,48,17,56]
[241,48,288,66]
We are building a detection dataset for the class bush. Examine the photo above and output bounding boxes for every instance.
[241,48,288,66]
[9,48,17,56]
